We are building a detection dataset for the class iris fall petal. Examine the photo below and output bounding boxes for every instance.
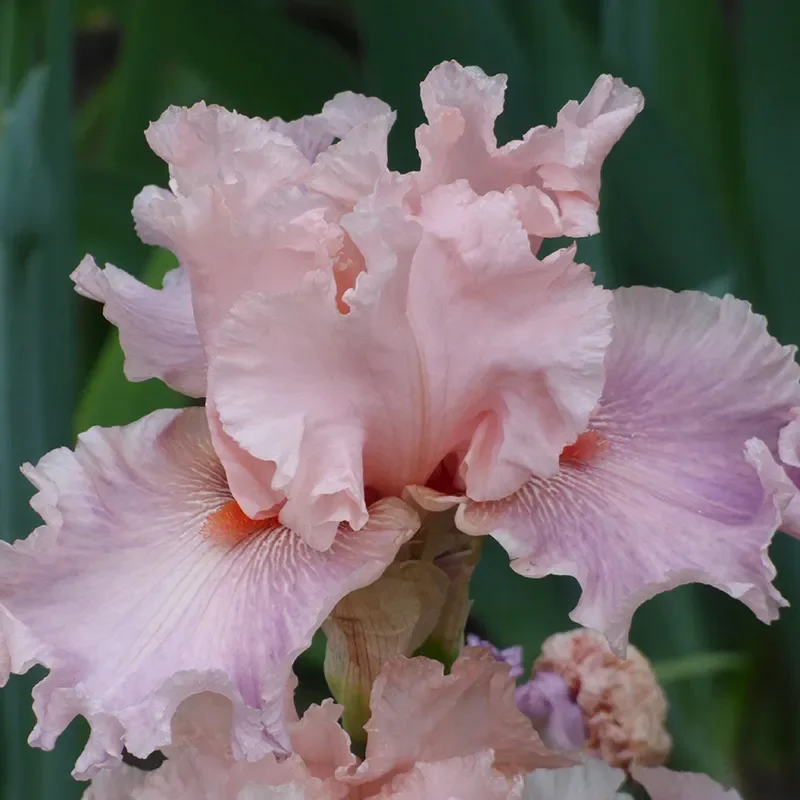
[0,408,417,777]
[461,288,800,650]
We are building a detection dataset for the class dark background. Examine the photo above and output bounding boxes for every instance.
[1,0,798,796]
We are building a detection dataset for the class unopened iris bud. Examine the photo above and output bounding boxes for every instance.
[519,628,671,770]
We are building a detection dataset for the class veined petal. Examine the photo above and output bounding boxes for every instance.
[416,62,643,240]
[72,255,206,397]
[461,288,800,650]
[632,767,742,799]
[212,183,610,541]
[341,647,567,788]
[1,408,418,778]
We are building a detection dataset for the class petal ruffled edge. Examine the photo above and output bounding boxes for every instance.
[72,255,206,397]
[459,288,800,651]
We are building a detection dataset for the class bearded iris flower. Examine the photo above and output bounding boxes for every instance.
[1,60,797,789]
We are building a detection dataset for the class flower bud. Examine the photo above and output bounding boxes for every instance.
[531,628,671,769]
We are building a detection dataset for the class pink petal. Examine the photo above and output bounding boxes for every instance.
[745,414,800,537]
[133,183,340,351]
[745,437,800,537]
[461,288,800,651]
[289,700,357,782]
[212,183,610,540]
[72,255,207,397]
[87,694,353,799]
[1,408,418,778]
[320,92,395,139]
[270,91,393,167]
[204,398,285,525]
[308,93,396,208]
[536,75,644,237]
[522,760,627,799]
[341,647,567,788]
[374,752,522,800]
[144,102,311,200]
[778,416,800,468]
[265,115,335,162]
[633,767,742,799]
[83,763,149,799]
[416,62,643,239]
[135,95,395,355]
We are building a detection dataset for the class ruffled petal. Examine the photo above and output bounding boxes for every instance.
[85,695,354,799]
[72,255,206,397]
[632,767,742,800]
[83,763,149,799]
[534,76,644,237]
[461,288,800,650]
[308,93,396,208]
[144,102,311,200]
[133,183,340,351]
[1,408,418,778]
[265,115,334,162]
[416,62,643,239]
[212,183,610,541]
[341,647,566,788]
[86,741,326,800]
[375,752,522,800]
[135,97,395,354]
[745,437,800,537]
[417,61,509,189]
[745,412,800,537]
[204,399,285,523]
[522,760,628,800]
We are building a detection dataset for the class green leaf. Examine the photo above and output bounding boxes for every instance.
[654,651,748,685]
[162,0,358,120]
[738,0,800,343]
[736,2,800,774]
[469,539,576,674]
[599,0,748,290]
[75,167,151,273]
[506,0,746,293]
[75,247,191,433]
[601,0,739,190]
[0,0,86,794]
[101,0,167,172]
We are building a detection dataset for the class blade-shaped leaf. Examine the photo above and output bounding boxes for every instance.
[0,0,86,793]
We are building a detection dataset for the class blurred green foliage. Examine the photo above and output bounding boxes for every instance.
[1,0,799,795]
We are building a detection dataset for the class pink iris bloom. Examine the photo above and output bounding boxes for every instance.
[3,59,796,782]
[6,61,644,775]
